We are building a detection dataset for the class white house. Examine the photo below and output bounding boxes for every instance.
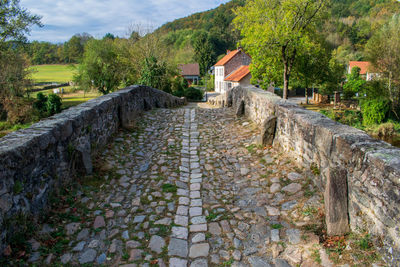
[214,49,251,93]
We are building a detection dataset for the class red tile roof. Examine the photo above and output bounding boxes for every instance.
[214,50,241,66]
[178,63,200,76]
[349,61,371,75]
[224,65,250,82]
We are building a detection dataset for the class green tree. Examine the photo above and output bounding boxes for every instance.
[0,0,41,99]
[343,67,366,99]
[319,53,345,95]
[0,0,41,43]
[64,35,84,63]
[74,39,122,95]
[138,56,172,93]
[192,32,215,76]
[233,0,328,99]
[293,39,330,103]
[366,14,400,114]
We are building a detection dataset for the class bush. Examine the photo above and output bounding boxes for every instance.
[171,76,188,97]
[33,93,48,116]
[184,87,204,101]
[374,122,395,138]
[3,97,36,124]
[47,94,62,115]
[361,98,390,126]
[33,93,63,118]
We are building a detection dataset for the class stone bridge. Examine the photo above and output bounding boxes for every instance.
[0,85,399,266]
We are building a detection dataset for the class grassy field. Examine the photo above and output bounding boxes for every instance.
[0,65,102,138]
[30,64,77,83]
[29,64,101,108]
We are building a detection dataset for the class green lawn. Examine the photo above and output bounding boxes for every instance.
[30,64,77,83]
[29,64,101,108]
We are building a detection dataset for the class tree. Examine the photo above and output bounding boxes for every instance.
[233,0,328,99]
[343,67,366,99]
[64,35,84,63]
[138,56,172,93]
[103,33,115,40]
[192,32,215,76]
[366,14,400,113]
[0,0,41,43]
[0,0,41,99]
[74,39,122,95]
[293,38,330,103]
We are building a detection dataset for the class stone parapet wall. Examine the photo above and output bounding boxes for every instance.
[0,85,185,253]
[209,86,400,265]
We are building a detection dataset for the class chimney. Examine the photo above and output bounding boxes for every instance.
[238,46,242,52]
[226,50,231,55]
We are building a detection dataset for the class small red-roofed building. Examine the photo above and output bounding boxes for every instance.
[348,61,379,81]
[178,63,200,85]
[214,48,251,93]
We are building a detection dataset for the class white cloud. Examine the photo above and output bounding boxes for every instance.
[19,0,230,42]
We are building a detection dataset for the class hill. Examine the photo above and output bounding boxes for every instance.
[153,0,400,68]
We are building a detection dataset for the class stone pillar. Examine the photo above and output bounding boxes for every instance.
[325,167,350,236]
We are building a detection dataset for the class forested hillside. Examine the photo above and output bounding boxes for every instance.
[155,0,400,65]
[24,0,400,70]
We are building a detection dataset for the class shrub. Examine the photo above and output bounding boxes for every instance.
[2,97,36,124]
[374,122,396,138]
[33,93,48,116]
[171,76,188,97]
[184,87,203,101]
[361,98,390,126]
[47,94,62,115]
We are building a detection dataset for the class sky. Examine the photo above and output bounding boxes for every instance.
[20,0,230,43]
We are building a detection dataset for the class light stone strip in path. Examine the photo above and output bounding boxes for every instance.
[169,108,209,267]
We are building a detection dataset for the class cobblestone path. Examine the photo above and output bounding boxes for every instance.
[23,104,332,267]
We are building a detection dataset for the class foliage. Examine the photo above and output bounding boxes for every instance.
[233,0,328,99]
[138,56,172,93]
[0,0,41,115]
[192,32,216,76]
[33,92,62,117]
[161,183,177,193]
[343,67,366,99]
[33,92,48,116]
[46,94,62,115]
[362,79,387,99]
[360,97,390,125]
[366,14,400,111]
[74,38,122,95]
[158,0,245,59]
[0,0,42,43]
[206,74,215,91]
[0,48,32,98]
[26,33,92,65]
[319,52,346,95]
[2,96,36,124]
[171,76,188,97]
[320,109,363,129]
[184,87,204,101]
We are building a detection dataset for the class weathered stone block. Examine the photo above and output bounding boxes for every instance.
[324,167,349,236]
[236,100,245,117]
[257,116,277,146]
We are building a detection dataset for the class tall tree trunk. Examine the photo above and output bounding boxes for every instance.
[283,63,289,99]
[305,87,309,104]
